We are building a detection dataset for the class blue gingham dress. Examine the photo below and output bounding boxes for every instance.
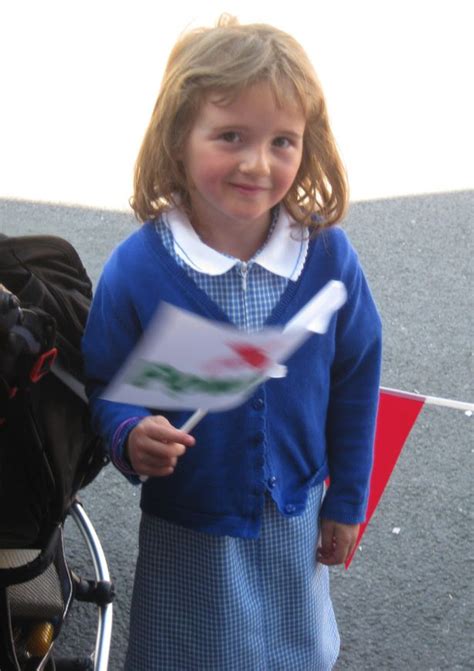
[124,213,340,671]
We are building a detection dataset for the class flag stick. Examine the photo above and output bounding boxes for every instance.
[139,408,207,483]
[381,386,474,412]
[180,408,207,432]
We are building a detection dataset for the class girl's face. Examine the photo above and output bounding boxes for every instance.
[181,81,305,242]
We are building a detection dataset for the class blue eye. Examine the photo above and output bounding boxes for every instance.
[273,137,291,148]
[220,131,241,143]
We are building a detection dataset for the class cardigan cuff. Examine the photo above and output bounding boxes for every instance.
[319,490,368,525]
[111,417,142,484]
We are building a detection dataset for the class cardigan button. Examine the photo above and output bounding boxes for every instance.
[252,397,264,410]
[284,504,296,514]
[268,476,277,489]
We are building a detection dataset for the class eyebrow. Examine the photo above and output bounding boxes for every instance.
[276,130,304,140]
[212,125,304,139]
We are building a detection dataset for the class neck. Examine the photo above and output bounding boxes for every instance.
[191,215,272,262]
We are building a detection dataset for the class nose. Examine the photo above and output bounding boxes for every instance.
[239,145,270,176]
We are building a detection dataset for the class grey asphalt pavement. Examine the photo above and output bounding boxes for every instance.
[0,191,472,670]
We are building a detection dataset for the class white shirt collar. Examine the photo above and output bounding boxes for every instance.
[163,206,308,281]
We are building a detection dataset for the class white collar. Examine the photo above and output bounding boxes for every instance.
[163,206,308,281]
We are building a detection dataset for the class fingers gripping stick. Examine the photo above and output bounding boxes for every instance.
[139,408,207,483]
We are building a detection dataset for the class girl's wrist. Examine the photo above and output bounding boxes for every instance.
[111,417,141,475]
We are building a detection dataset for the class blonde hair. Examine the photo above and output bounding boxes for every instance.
[131,14,348,230]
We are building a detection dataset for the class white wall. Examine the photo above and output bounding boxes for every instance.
[1,0,472,210]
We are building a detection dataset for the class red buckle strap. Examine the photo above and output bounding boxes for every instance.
[29,347,58,383]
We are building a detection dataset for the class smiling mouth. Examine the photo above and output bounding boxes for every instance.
[230,183,268,193]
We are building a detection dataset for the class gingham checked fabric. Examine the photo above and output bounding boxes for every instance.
[156,208,289,333]
[123,215,340,670]
[125,486,339,670]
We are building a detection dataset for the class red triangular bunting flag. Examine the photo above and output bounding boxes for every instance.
[345,390,425,568]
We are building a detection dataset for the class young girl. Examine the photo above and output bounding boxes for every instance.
[83,15,382,670]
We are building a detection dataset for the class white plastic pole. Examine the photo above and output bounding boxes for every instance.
[380,386,474,413]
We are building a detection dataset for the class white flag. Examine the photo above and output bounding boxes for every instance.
[102,280,346,412]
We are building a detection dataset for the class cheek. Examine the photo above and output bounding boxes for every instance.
[276,159,302,192]
[183,141,218,184]
[193,153,232,187]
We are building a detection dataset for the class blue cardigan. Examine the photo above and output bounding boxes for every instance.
[82,222,382,538]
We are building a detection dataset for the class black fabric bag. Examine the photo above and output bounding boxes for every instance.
[0,235,106,549]
[0,234,93,380]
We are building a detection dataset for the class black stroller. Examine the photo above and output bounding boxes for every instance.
[0,235,113,670]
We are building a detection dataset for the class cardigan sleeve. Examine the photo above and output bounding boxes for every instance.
[81,257,150,483]
[320,241,382,524]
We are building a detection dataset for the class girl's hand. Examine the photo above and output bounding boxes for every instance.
[126,415,195,477]
[317,519,360,566]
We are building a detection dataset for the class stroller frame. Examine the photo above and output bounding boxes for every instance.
[0,238,114,670]
[0,497,113,671]
[67,499,113,671]
[0,357,114,671]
